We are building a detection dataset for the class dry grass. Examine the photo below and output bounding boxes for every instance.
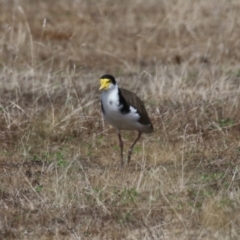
[1,0,240,239]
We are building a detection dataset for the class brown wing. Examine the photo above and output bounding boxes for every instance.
[119,88,153,127]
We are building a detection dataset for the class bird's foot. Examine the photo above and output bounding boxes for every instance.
[127,149,132,164]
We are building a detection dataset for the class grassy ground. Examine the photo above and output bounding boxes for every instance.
[1,0,240,239]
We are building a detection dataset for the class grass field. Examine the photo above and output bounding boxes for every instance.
[1,0,240,239]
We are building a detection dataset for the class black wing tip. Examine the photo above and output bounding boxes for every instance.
[145,123,154,134]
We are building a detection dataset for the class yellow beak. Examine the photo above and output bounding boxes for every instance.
[99,79,110,90]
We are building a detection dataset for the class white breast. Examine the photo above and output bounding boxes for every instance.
[101,86,141,131]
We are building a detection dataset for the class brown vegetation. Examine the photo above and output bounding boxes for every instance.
[0,0,240,239]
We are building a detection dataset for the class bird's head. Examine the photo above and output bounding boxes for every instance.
[99,74,116,91]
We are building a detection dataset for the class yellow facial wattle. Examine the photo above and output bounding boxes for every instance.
[99,79,110,90]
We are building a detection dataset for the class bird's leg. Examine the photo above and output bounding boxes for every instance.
[118,132,124,167]
[127,131,142,164]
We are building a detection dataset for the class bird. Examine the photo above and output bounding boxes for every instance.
[99,74,153,167]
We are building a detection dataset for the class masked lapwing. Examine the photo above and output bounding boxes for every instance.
[99,74,153,167]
